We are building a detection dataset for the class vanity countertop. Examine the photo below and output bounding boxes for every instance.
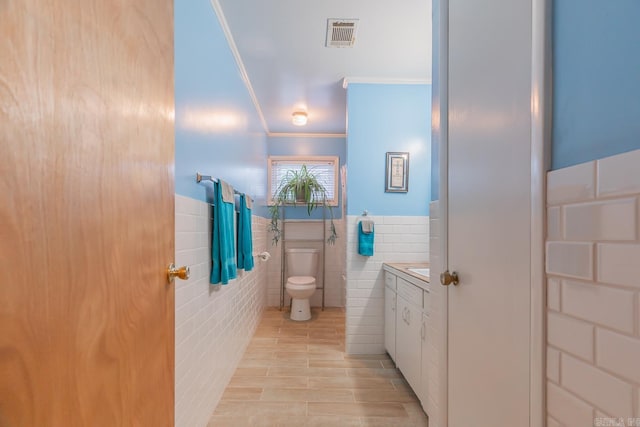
[383,262,430,286]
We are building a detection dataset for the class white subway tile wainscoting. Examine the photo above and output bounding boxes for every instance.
[546,149,640,426]
[175,195,268,427]
[345,215,429,356]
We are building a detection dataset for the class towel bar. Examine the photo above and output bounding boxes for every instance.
[196,172,254,202]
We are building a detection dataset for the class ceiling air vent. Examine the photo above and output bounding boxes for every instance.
[326,19,359,48]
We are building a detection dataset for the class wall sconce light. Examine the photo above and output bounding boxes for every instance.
[292,111,308,126]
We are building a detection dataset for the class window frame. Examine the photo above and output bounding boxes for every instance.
[267,156,340,207]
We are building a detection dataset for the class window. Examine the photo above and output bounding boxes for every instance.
[267,156,339,206]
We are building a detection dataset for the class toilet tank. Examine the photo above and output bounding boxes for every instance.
[285,248,319,277]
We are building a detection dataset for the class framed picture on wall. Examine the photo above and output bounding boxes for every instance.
[385,152,409,193]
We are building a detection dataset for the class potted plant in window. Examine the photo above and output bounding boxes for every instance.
[268,164,338,245]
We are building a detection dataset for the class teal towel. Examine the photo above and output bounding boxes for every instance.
[237,194,254,271]
[358,221,374,256]
[211,180,237,285]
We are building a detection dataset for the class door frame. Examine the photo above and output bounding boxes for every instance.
[435,0,551,425]
[530,0,552,426]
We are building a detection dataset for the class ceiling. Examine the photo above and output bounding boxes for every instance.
[213,0,432,135]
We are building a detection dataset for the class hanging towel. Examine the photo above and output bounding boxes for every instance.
[358,219,375,256]
[360,219,374,233]
[220,180,234,203]
[211,180,237,285]
[237,194,254,271]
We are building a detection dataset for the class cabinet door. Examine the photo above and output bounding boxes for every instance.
[384,285,397,361]
[396,294,422,393]
[420,312,429,411]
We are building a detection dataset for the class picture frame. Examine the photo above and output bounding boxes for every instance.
[385,152,409,193]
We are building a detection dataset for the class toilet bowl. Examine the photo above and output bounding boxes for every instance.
[284,248,319,321]
[285,276,316,321]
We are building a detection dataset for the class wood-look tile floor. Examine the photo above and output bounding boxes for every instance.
[207,307,428,427]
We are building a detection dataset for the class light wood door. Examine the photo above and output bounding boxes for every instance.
[0,1,175,426]
[446,0,532,425]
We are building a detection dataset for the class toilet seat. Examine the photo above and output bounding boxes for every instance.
[286,284,316,293]
[286,276,316,288]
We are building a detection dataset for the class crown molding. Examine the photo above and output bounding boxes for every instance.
[209,0,270,133]
[342,77,432,89]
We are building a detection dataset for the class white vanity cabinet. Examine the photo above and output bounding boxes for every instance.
[384,272,397,361]
[383,265,430,414]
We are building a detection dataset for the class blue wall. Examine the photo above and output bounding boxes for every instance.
[267,136,346,220]
[175,0,268,214]
[552,0,640,169]
[347,84,431,216]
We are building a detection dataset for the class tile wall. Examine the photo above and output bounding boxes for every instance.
[174,195,268,427]
[546,149,640,425]
[345,215,430,355]
[266,219,346,308]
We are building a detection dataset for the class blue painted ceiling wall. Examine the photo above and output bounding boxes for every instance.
[552,0,640,169]
[175,0,268,214]
[347,84,432,216]
[175,3,433,219]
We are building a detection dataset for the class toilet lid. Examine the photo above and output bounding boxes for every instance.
[287,276,316,286]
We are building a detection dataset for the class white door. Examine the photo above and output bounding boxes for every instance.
[444,0,534,425]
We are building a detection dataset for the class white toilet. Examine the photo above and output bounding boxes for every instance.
[285,248,319,321]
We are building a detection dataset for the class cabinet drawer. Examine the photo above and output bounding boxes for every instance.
[384,271,397,291]
[397,277,423,308]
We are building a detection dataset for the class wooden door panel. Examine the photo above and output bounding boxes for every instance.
[0,1,174,426]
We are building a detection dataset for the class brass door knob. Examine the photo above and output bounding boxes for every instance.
[167,263,190,283]
[440,270,459,286]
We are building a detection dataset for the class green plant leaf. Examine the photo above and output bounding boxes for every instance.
[268,163,338,245]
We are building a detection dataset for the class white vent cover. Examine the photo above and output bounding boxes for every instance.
[326,19,359,48]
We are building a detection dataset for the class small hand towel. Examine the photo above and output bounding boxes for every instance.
[358,220,374,256]
[237,194,254,272]
[219,179,235,203]
[211,180,237,285]
[360,219,374,233]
